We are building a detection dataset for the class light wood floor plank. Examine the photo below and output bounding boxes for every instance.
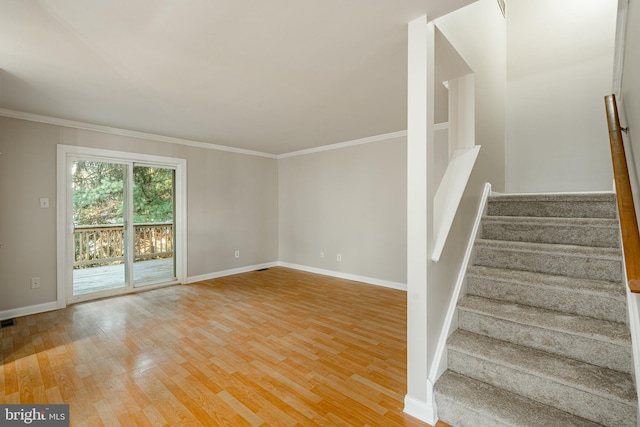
[1,267,436,426]
[142,404,169,427]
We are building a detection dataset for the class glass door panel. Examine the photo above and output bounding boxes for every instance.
[72,160,128,296]
[132,165,176,286]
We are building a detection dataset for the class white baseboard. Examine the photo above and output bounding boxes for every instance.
[0,301,60,322]
[278,262,407,291]
[404,395,437,425]
[186,262,280,283]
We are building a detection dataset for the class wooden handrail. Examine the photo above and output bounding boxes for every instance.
[605,94,640,293]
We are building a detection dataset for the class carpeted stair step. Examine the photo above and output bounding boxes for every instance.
[473,239,623,282]
[466,266,627,323]
[487,193,617,218]
[436,191,634,425]
[435,371,603,427]
[457,295,632,374]
[481,216,620,248]
[444,330,637,426]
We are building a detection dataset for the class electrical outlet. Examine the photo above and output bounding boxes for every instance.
[235,250,240,258]
[337,254,342,262]
[320,251,324,258]
[30,277,40,289]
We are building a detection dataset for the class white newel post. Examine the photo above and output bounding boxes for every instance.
[405,14,437,424]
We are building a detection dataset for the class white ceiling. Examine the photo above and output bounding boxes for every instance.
[0,0,475,154]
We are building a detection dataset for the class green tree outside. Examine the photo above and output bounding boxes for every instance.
[133,165,174,224]
[73,161,174,225]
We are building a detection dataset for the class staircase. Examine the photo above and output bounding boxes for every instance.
[434,192,638,427]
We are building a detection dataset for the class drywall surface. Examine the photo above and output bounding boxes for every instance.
[505,0,617,192]
[278,136,407,284]
[621,0,640,187]
[0,116,278,313]
[0,119,58,311]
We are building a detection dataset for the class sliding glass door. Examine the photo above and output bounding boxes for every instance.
[72,160,129,296]
[132,165,175,286]
[70,158,176,301]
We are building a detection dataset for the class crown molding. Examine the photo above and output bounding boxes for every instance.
[0,108,278,159]
[0,108,408,160]
[277,130,408,159]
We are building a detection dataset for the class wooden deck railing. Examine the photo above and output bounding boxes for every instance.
[74,222,173,268]
[133,222,174,261]
[605,94,640,293]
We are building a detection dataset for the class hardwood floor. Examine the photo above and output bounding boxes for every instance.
[1,267,441,426]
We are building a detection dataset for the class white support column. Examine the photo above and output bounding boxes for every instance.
[448,74,476,156]
[405,14,437,424]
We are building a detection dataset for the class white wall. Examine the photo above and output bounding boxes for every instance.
[278,136,407,285]
[506,0,618,193]
[621,0,640,183]
[0,117,279,314]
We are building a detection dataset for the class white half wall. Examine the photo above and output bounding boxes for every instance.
[404,0,506,422]
[429,0,507,371]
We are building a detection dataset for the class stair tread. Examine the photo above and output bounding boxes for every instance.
[488,192,616,202]
[458,295,631,345]
[467,266,626,299]
[435,371,603,427]
[466,266,627,323]
[449,329,637,404]
[483,215,619,227]
[487,192,617,219]
[475,238,622,258]
[481,215,620,248]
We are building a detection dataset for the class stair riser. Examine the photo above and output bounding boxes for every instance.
[436,396,511,427]
[458,310,632,374]
[487,200,616,219]
[435,372,604,427]
[482,222,619,248]
[473,247,622,282]
[448,350,636,427]
[466,276,627,323]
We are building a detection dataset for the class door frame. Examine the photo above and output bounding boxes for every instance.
[56,145,187,308]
